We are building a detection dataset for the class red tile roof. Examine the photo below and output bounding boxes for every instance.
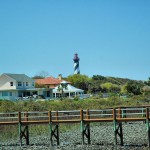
[35,77,61,85]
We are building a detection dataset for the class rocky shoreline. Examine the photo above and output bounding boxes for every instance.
[1,122,150,150]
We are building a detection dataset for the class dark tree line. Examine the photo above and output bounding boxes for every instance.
[66,74,146,95]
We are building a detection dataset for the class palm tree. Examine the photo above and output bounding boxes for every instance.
[57,81,68,100]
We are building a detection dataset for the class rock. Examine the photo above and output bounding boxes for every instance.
[1,122,149,150]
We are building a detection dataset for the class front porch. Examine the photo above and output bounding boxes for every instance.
[17,88,53,100]
[0,88,53,101]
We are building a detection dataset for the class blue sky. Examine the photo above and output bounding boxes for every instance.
[0,1,150,80]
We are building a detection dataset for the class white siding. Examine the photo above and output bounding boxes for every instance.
[0,74,16,90]
[0,74,52,100]
[0,74,35,90]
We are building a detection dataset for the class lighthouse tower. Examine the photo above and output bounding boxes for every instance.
[73,53,80,74]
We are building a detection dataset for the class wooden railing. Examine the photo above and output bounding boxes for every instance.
[1,106,150,147]
[0,106,149,125]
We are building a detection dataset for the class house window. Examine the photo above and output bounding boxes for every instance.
[10,82,13,86]
[18,82,22,86]
[9,92,12,96]
[2,92,8,96]
[26,82,28,86]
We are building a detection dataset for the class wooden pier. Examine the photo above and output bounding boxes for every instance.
[0,106,150,147]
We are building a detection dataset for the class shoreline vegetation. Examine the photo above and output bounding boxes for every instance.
[1,95,150,149]
[1,94,150,112]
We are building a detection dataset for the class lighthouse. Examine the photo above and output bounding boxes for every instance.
[73,53,80,74]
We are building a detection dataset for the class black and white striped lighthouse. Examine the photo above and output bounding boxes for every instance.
[73,53,80,74]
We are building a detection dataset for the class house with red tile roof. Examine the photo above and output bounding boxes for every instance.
[35,74,84,99]
[36,77,61,89]
[35,74,68,89]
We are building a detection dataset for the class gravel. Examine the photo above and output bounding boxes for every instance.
[0,122,150,150]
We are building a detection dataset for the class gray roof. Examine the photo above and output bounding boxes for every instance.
[4,73,34,82]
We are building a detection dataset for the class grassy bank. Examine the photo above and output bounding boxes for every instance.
[0,95,149,112]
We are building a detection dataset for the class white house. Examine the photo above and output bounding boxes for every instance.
[0,73,53,100]
[53,81,84,98]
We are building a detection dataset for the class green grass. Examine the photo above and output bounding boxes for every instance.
[0,95,150,112]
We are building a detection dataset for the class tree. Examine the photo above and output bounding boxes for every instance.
[57,81,68,100]
[88,80,102,94]
[92,75,106,80]
[86,75,106,94]
[100,82,120,93]
[121,81,143,95]
[67,74,90,92]
[141,85,150,95]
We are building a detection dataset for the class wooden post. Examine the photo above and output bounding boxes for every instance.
[118,108,123,146]
[48,111,51,122]
[80,109,84,145]
[113,108,117,148]
[86,109,89,120]
[86,109,91,144]
[118,107,121,119]
[18,112,22,146]
[25,112,29,145]
[80,109,83,121]
[49,111,54,146]
[18,112,30,146]
[56,111,58,121]
[48,111,60,146]
[55,111,59,146]
[146,107,150,147]
[48,111,53,146]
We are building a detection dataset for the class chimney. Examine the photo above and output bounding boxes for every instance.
[58,74,62,80]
